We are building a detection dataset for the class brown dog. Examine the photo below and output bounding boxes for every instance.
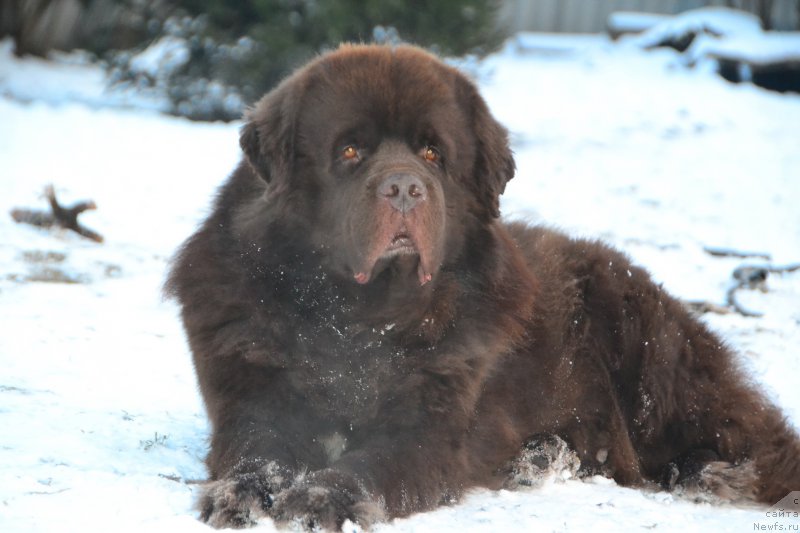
[166,44,799,529]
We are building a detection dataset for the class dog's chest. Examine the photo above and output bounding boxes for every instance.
[289,321,409,422]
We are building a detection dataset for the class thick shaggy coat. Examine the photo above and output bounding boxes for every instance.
[167,44,799,529]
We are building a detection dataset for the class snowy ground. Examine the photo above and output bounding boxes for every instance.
[1,32,799,533]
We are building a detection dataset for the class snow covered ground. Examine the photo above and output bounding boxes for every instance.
[1,31,799,533]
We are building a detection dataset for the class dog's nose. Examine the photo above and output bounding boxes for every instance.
[378,174,427,213]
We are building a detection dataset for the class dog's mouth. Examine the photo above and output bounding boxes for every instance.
[352,222,435,287]
[384,231,418,256]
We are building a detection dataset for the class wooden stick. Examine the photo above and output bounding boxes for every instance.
[9,184,103,243]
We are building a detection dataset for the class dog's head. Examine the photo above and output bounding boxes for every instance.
[240,44,514,287]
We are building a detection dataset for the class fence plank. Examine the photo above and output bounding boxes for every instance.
[497,0,799,33]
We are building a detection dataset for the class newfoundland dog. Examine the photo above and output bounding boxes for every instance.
[167,44,799,529]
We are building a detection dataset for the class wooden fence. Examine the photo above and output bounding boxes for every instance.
[496,0,800,33]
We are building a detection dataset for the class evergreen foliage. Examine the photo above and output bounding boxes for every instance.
[111,0,503,120]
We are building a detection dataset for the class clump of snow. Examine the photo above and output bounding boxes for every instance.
[690,31,800,66]
[1,31,800,533]
[128,36,190,78]
[620,7,800,91]
[629,7,762,50]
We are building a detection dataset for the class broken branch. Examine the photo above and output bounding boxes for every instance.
[10,184,103,243]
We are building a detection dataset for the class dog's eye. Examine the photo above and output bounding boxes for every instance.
[423,145,440,164]
[341,145,360,161]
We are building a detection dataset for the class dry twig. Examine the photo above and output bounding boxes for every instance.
[687,262,800,318]
[10,185,103,243]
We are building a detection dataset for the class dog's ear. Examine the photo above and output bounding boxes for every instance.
[456,75,515,219]
[239,78,302,184]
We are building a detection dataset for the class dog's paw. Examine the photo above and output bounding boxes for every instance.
[198,472,274,529]
[504,433,580,489]
[272,470,385,531]
[663,450,758,504]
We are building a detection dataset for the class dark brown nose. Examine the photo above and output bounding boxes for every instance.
[377,174,427,213]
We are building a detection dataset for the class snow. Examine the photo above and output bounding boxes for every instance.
[0,38,168,113]
[2,31,800,533]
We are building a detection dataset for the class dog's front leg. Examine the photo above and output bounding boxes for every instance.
[270,351,485,530]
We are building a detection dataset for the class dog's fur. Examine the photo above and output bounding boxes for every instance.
[166,44,799,529]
